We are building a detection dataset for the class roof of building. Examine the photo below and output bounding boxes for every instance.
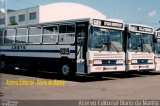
[0,8,15,13]
[39,2,107,22]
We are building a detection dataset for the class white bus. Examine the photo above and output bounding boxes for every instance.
[154,31,160,71]
[125,24,155,72]
[0,18,125,76]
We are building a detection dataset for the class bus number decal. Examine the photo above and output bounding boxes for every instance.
[12,45,26,50]
[60,48,70,55]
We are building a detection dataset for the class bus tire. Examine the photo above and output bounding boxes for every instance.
[60,61,75,77]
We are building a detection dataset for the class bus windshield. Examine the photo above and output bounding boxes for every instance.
[128,32,153,52]
[129,33,142,52]
[88,27,123,52]
[142,33,153,52]
[155,43,160,54]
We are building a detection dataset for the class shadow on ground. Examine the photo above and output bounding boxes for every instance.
[1,69,160,82]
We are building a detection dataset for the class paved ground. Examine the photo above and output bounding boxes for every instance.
[0,70,160,100]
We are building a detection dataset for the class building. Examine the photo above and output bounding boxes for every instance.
[0,9,5,25]
[0,9,14,25]
[0,2,106,26]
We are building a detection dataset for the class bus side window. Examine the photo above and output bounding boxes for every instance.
[58,24,75,44]
[4,29,16,44]
[15,28,28,44]
[76,23,87,46]
[42,26,58,44]
[0,29,4,45]
[28,27,42,44]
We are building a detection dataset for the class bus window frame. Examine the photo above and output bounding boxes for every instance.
[28,26,42,44]
[15,27,28,44]
[0,29,4,45]
[58,23,76,45]
[42,25,59,44]
[4,28,16,45]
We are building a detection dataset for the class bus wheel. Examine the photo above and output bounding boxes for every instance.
[61,64,71,76]
[61,62,75,78]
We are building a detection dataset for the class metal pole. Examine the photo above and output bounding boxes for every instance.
[4,0,7,26]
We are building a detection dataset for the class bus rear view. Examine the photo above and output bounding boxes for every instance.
[125,24,155,72]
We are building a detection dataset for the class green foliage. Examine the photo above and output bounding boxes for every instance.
[9,22,18,26]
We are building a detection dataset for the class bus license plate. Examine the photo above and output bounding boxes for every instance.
[103,66,117,71]
[139,65,148,69]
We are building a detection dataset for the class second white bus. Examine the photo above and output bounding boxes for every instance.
[125,24,155,72]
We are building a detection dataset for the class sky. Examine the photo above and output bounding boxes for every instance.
[0,0,160,29]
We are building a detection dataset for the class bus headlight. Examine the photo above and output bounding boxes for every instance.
[93,60,102,64]
[132,59,137,63]
[127,60,131,64]
[88,60,93,65]
[116,59,123,64]
[148,59,153,63]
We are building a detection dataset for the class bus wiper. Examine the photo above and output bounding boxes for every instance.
[110,42,119,52]
[95,44,103,48]
[132,44,141,52]
[100,44,108,52]
[143,44,151,53]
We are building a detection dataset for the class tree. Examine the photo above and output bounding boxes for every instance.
[9,22,18,26]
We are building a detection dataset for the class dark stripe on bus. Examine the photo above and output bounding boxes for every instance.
[0,49,76,53]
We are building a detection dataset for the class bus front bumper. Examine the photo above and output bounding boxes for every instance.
[126,64,155,71]
[88,65,125,73]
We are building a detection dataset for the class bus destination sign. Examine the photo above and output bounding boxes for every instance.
[93,19,123,28]
[130,25,153,33]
